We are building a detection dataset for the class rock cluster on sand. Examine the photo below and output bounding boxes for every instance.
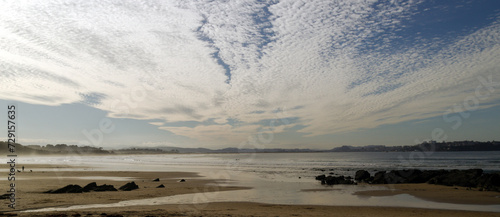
[45,182,140,193]
[317,169,500,191]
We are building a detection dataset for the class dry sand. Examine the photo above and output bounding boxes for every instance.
[1,164,499,216]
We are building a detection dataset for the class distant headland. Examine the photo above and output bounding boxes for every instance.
[1,140,499,155]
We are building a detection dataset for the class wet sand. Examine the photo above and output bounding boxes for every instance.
[21,202,500,217]
[354,183,500,205]
[1,164,499,216]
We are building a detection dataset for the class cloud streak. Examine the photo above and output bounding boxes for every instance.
[0,0,499,147]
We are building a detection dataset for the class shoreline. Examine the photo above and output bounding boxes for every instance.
[1,164,499,216]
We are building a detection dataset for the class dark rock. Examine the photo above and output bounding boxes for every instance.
[429,169,483,187]
[315,175,326,181]
[315,168,500,192]
[45,183,118,193]
[370,170,436,184]
[321,175,355,185]
[93,184,117,192]
[48,184,84,194]
[371,171,387,184]
[119,182,139,191]
[83,182,117,192]
[475,173,500,192]
[417,170,446,183]
[383,170,407,184]
[153,178,160,182]
[393,169,422,183]
[355,170,371,182]
[179,179,186,182]
[0,193,12,199]
[156,184,165,188]
[82,182,98,192]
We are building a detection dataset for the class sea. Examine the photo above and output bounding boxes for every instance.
[19,151,500,212]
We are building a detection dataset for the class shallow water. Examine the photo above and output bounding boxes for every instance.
[17,152,500,212]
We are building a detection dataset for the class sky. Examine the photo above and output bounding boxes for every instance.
[0,0,499,150]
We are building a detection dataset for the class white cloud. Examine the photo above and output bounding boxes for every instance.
[0,0,499,147]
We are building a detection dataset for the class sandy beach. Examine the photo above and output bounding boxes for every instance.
[1,164,499,216]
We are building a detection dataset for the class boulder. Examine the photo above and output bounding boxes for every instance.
[371,171,386,184]
[315,175,326,181]
[383,171,407,184]
[393,169,422,183]
[179,179,186,182]
[153,178,160,182]
[47,184,84,194]
[429,169,483,187]
[354,170,370,182]
[119,182,139,191]
[156,184,165,188]
[476,173,500,192]
[0,193,12,199]
[415,170,445,183]
[82,182,98,192]
[93,184,117,192]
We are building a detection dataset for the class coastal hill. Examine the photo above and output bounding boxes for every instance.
[330,141,500,152]
[0,140,499,155]
[0,142,111,155]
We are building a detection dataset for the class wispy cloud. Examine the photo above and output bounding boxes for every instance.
[0,0,499,147]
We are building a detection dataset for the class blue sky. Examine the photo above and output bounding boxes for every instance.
[0,0,499,149]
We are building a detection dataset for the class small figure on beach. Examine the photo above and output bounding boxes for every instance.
[22,166,25,172]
